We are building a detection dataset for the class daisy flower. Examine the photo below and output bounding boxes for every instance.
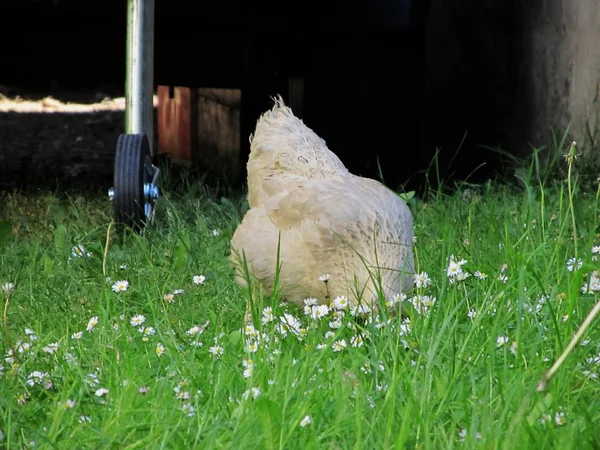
[496,336,509,347]
[72,331,83,340]
[306,304,330,320]
[243,323,258,337]
[413,272,431,288]
[300,415,312,427]
[86,316,99,332]
[112,280,129,293]
[242,387,262,400]
[566,257,582,272]
[350,334,364,348]
[26,371,49,386]
[181,403,196,417]
[329,319,342,329]
[262,307,274,324]
[474,271,487,280]
[245,340,259,353]
[163,293,175,303]
[187,326,203,336]
[1,282,15,295]
[130,314,146,326]
[155,343,165,357]
[304,298,319,307]
[332,339,347,352]
[350,304,373,316]
[193,275,206,285]
[242,359,254,378]
[42,342,59,354]
[332,295,349,310]
[209,345,224,358]
[71,245,92,258]
[318,274,330,282]
[280,314,302,335]
[95,388,109,397]
[138,326,156,340]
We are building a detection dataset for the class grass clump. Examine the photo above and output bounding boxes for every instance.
[1,162,600,448]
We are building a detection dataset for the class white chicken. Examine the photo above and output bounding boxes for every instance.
[230,96,414,309]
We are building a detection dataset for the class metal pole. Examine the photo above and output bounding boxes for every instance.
[126,0,155,155]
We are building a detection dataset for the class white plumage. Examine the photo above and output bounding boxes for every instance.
[231,97,414,309]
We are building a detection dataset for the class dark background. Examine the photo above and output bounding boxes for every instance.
[0,0,519,192]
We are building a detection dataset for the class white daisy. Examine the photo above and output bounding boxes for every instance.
[86,316,99,332]
[193,275,206,285]
[130,315,146,326]
[242,387,261,400]
[413,272,431,288]
[95,388,109,397]
[71,245,92,258]
[42,342,59,354]
[181,403,196,417]
[112,280,129,293]
[300,415,312,427]
[245,340,259,353]
[566,257,583,272]
[262,307,274,324]
[1,282,15,295]
[332,339,347,352]
[329,319,342,329]
[496,336,509,347]
[307,304,330,319]
[304,298,319,307]
[350,334,364,348]
[209,345,224,358]
[332,295,349,310]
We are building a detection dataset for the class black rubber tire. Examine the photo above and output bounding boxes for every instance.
[113,133,152,233]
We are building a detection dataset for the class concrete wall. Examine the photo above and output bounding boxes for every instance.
[512,0,600,155]
[424,0,600,179]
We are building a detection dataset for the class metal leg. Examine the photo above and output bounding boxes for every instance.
[109,0,159,233]
[126,0,155,155]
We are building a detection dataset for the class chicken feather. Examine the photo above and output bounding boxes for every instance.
[231,96,414,309]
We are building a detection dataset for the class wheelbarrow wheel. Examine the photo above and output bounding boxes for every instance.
[112,133,155,233]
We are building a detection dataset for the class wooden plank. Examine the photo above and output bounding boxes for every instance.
[157,85,197,166]
[196,88,242,181]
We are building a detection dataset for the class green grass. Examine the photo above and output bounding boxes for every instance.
[1,174,600,449]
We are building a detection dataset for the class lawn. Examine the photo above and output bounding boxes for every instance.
[1,171,600,449]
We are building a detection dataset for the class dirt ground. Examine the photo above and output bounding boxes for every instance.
[0,86,159,191]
